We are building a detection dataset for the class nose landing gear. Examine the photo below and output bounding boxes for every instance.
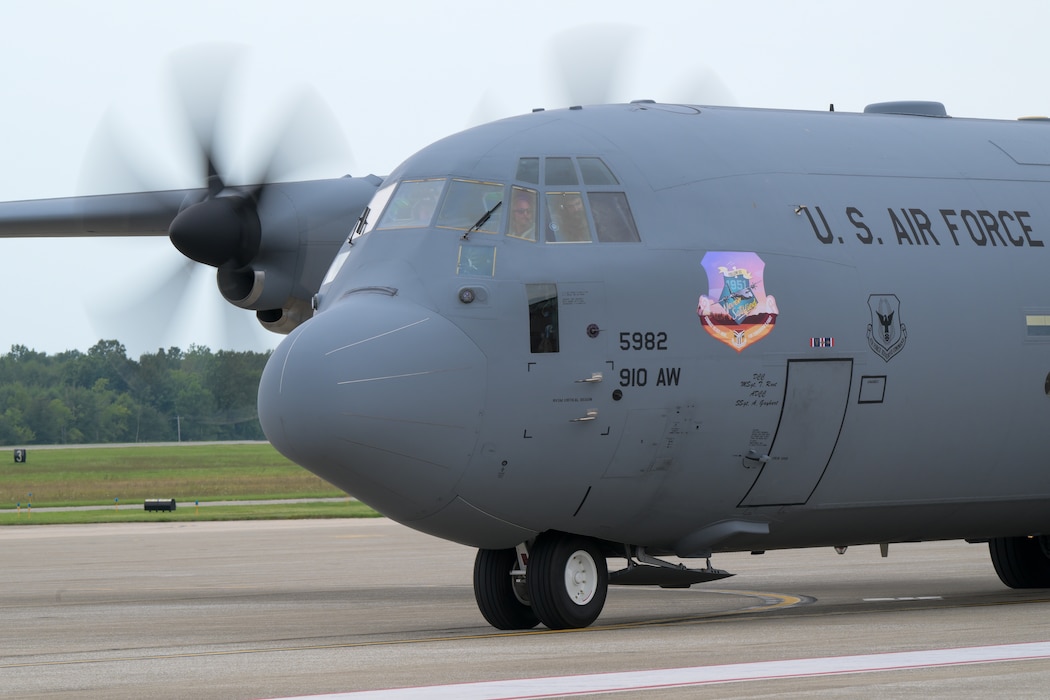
[473,547,538,630]
[473,531,609,630]
[528,532,609,629]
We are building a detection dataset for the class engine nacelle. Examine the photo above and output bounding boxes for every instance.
[215,263,311,334]
[173,174,383,334]
[256,298,313,335]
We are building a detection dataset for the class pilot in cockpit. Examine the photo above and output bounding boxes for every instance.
[508,188,537,241]
[412,195,438,227]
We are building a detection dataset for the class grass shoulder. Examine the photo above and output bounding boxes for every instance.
[1,501,379,525]
[0,443,367,524]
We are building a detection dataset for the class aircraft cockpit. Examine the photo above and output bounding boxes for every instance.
[357,156,641,244]
[318,155,644,335]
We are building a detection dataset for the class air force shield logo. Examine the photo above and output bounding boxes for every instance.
[867,294,907,361]
[697,252,778,352]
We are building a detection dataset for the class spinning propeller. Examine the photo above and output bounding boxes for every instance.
[547,23,736,107]
[471,23,734,128]
[83,45,352,352]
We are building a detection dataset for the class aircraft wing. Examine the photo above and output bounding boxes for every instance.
[0,189,194,238]
[0,175,381,333]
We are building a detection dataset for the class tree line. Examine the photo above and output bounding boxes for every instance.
[0,341,270,445]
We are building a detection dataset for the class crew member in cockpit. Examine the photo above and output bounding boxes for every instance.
[412,195,438,227]
[508,188,537,241]
[552,192,590,242]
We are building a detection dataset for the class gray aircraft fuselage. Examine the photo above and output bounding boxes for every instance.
[5,97,1048,629]
[258,101,1050,559]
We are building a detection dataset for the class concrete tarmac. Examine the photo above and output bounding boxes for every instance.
[3,519,1050,698]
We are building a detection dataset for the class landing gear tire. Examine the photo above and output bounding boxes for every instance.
[989,536,1050,588]
[527,532,608,629]
[473,548,539,630]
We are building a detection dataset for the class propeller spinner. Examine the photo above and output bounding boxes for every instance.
[169,190,261,268]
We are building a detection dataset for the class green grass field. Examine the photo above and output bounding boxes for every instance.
[0,500,378,526]
[0,443,379,524]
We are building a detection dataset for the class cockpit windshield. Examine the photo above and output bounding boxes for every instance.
[435,179,504,234]
[361,157,638,243]
[375,179,446,230]
[368,178,504,235]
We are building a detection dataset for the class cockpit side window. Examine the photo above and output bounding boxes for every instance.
[588,192,640,242]
[527,283,559,353]
[545,192,592,243]
[359,181,396,235]
[508,187,538,241]
[375,179,446,230]
[436,179,504,233]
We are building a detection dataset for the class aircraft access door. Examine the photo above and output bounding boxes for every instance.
[466,279,621,526]
[738,359,852,507]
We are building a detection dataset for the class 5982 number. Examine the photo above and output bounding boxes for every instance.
[619,331,668,351]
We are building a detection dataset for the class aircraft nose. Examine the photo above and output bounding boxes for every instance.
[258,294,486,522]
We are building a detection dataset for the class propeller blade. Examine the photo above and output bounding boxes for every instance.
[670,67,737,107]
[248,86,354,193]
[166,43,245,193]
[548,23,638,106]
[86,242,198,352]
[545,23,735,109]
[212,287,276,351]
[80,107,174,196]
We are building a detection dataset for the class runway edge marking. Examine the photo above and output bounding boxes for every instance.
[270,640,1050,700]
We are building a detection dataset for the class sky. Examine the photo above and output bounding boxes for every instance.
[0,0,1046,357]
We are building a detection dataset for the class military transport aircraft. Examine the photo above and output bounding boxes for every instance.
[4,64,1050,630]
